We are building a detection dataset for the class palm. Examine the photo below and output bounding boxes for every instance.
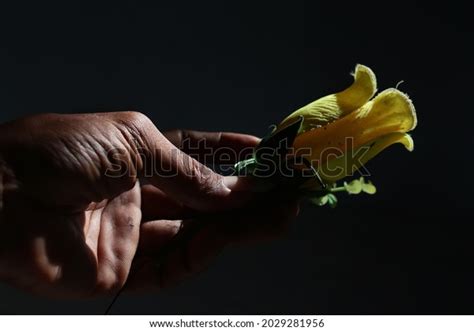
[0,176,142,298]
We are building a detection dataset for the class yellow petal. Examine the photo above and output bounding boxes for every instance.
[293,88,417,165]
[278,64,377,132]
[318,132,414,183]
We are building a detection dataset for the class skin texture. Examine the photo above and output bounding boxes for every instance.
[0,112,299,298]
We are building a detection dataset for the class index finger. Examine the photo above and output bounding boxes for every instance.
[119,113,255,212]
[163,129,260,164]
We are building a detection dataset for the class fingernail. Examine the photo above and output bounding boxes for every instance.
[223,176,275,192]
[223,176,239,190]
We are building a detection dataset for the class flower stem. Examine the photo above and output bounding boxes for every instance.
[328,186,347,193]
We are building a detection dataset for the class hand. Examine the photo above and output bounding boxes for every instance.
[0,112,299,298]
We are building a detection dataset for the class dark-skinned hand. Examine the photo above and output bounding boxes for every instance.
[0,112,299,298]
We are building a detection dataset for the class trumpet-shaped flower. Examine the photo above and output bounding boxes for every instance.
[234,64,418,206]
[283,65,417,186]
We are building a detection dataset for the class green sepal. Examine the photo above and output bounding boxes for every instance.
[234,116,304,178]
[254,116,303,161]
[310,193,338,208]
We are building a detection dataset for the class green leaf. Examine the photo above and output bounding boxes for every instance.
[344,179,363,194]
[361,179,377,194]
[337,177,377,195]
[327,194,338,208]
[310,194,329,206]
[310,193,338,208]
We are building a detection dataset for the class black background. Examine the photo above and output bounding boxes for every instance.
[0,1,473,314]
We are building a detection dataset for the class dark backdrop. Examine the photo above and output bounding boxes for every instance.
[0,1,472,314]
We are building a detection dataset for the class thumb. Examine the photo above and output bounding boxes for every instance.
[124,113,253,212]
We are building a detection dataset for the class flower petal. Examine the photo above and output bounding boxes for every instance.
[318,132,414,183]
[278,64,377,132]
[293,88,417,166]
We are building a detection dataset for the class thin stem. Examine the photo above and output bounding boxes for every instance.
[328,186,347,193]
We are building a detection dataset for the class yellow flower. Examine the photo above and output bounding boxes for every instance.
[279,64,417,186]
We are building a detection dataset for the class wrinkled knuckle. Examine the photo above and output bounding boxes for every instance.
[120,111,153,128]
[112,111,155,175]
[116,111,154,145]
[191,161,222,195]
